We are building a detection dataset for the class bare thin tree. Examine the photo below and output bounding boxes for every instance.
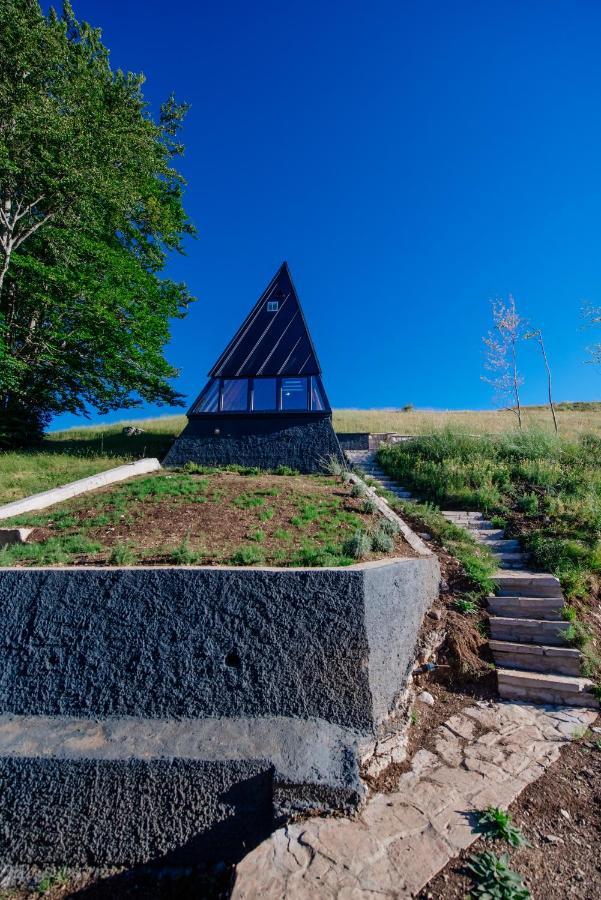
[482,296,526,428]
[526,329,558,433]
[582,303,601,365]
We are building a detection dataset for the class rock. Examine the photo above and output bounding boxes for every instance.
[560,808,571,821]
[122,426,144,436]
[418,691,435,707]
[418,532,432,541]
[545,834,564,844]
[439,578,449,591]
[427,609,442,621]
[0,527,33,547]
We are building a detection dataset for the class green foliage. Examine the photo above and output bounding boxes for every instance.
[0,0,195,445]
[379,517,400,535]
[0,534,101,566]
[362,498,378,515]
[379,428,601,599]
[476,807,528,848]
[248,529,266,543]
[350,482,367,498]
[36,868,69,895]
[455,597,479,615]
[342,529,372,560]
[229,546,265,566]
[274,465,299,476]
[109,542,135,566]
[466,852,530,899]
[170,537,199,565]
[370,527,394,553]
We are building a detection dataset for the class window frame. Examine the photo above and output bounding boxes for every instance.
[192,375,328,414]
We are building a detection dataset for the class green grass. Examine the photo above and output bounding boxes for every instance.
[379,429,601,600]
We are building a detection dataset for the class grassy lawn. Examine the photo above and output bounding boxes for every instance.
[0,469,412,568]
[378,428,601,689]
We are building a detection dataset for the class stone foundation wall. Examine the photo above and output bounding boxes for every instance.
[163,417,345,472]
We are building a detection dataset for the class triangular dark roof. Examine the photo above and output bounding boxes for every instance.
[209,263,322,378]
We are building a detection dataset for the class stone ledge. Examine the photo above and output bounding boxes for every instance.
[0,458,161,521]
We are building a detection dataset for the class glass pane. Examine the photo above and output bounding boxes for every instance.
[221,379,248,411]
[196,379,219,413]
[311,377,327,411]
[253,378,277,411]
[281,377,308,411]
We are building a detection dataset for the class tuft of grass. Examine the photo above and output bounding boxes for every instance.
[248,529,266,543]
[36,868,69,895]
[476,806,528,848]
[229,546,265,566]
[362,498,378,515]
[109,542,136,566]
[350,482,367,499]
[465,851,530,899]
[170,537,200,565]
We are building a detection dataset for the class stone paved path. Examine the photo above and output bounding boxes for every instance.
[232,701,597,898]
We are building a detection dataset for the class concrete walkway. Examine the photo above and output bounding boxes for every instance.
[232,701,597,898]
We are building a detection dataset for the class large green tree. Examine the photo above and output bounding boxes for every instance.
[0,0,195,446]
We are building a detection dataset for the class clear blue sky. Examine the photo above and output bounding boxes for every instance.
[51,0,601,429]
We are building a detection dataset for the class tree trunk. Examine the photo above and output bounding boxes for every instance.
[511,339,522,428]
[537,332,558,434]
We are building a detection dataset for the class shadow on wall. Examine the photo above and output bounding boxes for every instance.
[21,770,274,899]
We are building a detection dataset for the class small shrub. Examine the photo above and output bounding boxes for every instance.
[466,851,530,899]
[476,806,528,848]
[454,597,479,615]
[362,498,378,515]
[171,538,199,565]
[258,506,275,521]
[248,529,266,543]
[350,482,367,499]
[561,604,578,622]
[342,529,372,560]
[518,492,539,514]
[370,528,394,553]
[110,543,135,565]
[565,620,595,649]
[320,454,346,477]
[274,465,299,476]
[379,516,400,535]
[230,546,265,565]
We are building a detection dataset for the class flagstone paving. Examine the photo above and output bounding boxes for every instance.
[231,701,597,899]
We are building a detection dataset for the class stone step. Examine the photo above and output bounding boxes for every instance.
[479,539,521,552]
[471,529,506,541]
[497,669,599,708]
[494,572,563,598]
[488,595,564,620]
[490,617,571,645]
[492,552,528,563]
[442,511,484,520]
[490,640,582,676]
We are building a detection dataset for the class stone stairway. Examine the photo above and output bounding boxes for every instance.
[441,515,597,707]
[346,450,598,709]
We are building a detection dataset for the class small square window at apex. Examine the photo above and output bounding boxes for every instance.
[266,300,279,311]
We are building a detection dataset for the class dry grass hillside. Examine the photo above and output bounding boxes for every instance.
[0,403,599,506]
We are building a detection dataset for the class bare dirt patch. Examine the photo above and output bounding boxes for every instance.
[420,723,601,899]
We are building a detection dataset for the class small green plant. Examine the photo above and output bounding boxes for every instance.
[230,546,265,565]
[476,806,528,848]
[320,454,346,476]
[455,597,479,615]
[561,604,578,622]
[37,868,69,895]
[350,482,367,499]
[171,537,199,565]
[248,529,266,543]
[370,527,394,553]
[109,542,135,565]
[274,465,299,476]
[565,620,595,649]
[258,506,275,521]
[362,498,378,515]
[590,683,601,703]
[466,851,530,899]
[518,492,539,515]
[410,708,420,726]
[342,529,372,560]
[379,516,400,535]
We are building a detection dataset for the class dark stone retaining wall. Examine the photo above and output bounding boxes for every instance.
[163,416,345,472]
[336,432,370,450]
[0,556,439,867]
[0,561,438,732]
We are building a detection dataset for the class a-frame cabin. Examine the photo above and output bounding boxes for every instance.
[164,263,345,472]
